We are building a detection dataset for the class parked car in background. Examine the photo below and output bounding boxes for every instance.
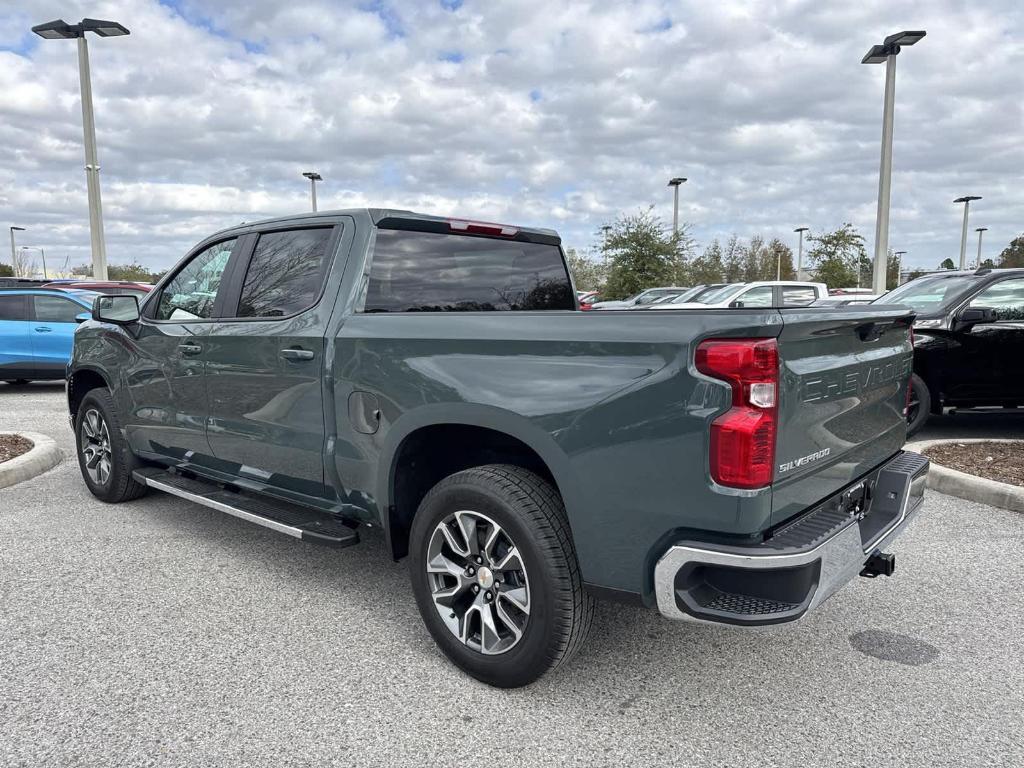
[0,278,50,288]
[43,280,152,299]
[813,294,883,307]
[874,268,1024,434]
[589,286,688,309]
[829,288,876,296]
[654,281,828,309]
[576,290,600,310]
[67,208,926,687]
[647,283,730,308]
[0,287,94,384]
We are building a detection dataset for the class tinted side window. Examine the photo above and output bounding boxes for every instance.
[33,295,84,322]
[969,278,1024,320]
[155,239,236,321]
[782,286,817,307]
[236,228,333,318]
[0,295,29,320]
[365,230,574,313]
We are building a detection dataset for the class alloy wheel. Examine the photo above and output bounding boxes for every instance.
[80,408,112,486]
[426,510,531,655]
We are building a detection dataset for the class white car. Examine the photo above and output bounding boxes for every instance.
[589,287,689,310]
[651,281,829,309]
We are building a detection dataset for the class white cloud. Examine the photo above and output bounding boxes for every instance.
[0,0,1021,273]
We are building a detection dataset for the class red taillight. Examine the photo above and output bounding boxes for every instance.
[448,219,519,237]
[695,338,779,489]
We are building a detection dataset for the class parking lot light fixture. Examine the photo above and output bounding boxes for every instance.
[862,29,926,295]
[32,18,130,281]
[667,177,686,235]
[302,171,322,212]
[9,226,25,268]
[793,227,809,280]
[975,227,988,267]
[893,250,907,285]
[954,196,981,269]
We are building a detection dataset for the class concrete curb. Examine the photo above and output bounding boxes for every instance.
[0,432,64,490]
[906,438,1024,513]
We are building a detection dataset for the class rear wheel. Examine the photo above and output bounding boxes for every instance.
[75,388,147,503]
[409,464,594,688]
[906,373,931,436]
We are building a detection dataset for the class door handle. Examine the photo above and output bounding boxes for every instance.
[34,326,53,333]
[178,342,203,355]
[280,348,315,361]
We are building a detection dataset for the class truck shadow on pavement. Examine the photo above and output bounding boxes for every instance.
[129,488,936,703]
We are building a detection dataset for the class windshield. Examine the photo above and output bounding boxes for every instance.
[667,286,704,303]
[635,288,681,305]
[878,275,975,312]
[690,284,742,304]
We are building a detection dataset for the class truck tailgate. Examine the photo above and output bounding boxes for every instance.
[771,306,915,526]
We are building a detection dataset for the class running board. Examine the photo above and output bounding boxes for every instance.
[132,467,360,547]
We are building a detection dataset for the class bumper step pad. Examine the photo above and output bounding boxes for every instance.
[132,467,360,547]
[703,592,799,616]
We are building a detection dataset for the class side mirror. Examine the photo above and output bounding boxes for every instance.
[93,294,140,325]
[75,311,90,324]
[955,305,997,331]
[729,300,744,308]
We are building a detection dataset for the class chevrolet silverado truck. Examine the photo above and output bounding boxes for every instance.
[67,209,929,687]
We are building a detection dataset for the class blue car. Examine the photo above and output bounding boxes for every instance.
[0,288,96,384]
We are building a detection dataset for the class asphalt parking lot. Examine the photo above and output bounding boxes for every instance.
[1,383,1022,767]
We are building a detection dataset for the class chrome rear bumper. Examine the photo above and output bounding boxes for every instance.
[654,451,929,626]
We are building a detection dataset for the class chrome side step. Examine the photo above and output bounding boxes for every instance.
[132,467,359,548]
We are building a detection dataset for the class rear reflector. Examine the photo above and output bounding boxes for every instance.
[448,219,519,237]
[695,338,779,489]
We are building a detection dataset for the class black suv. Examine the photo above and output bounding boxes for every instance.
[879,268,1024,434]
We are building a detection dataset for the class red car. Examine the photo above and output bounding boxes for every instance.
[43,280,152,299]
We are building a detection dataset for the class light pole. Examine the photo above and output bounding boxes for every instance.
[793,227,809,280]
[862,30,926,296]
[954,196,981,269]
[893,250,907,286]
[33,18,130,281]
[9,226,25,273]
[19,247,48,279]
[667,177,686,235]
[975,227,988,268]
[302,171,322,212]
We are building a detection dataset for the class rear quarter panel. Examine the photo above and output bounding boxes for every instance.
[331,308,785,598]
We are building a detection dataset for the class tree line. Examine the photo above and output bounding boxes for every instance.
[568,211,1024,300]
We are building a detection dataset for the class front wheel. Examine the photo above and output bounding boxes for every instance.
[906,373,931,437]
[409,464,594,688]
[74,388,147,503]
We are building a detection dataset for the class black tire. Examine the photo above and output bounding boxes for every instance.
[409,464,594,688]
[907,373,931,437]
[74,388,147,503]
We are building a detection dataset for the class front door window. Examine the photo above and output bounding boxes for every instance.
[155,239,236,321]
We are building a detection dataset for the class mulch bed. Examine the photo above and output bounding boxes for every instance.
[925,442,1024,488]
[0,434,34,464]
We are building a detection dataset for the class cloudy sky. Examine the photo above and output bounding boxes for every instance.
[0,0,1021,274]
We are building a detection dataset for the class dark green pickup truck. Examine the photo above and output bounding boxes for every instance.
[68,209,928,687]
